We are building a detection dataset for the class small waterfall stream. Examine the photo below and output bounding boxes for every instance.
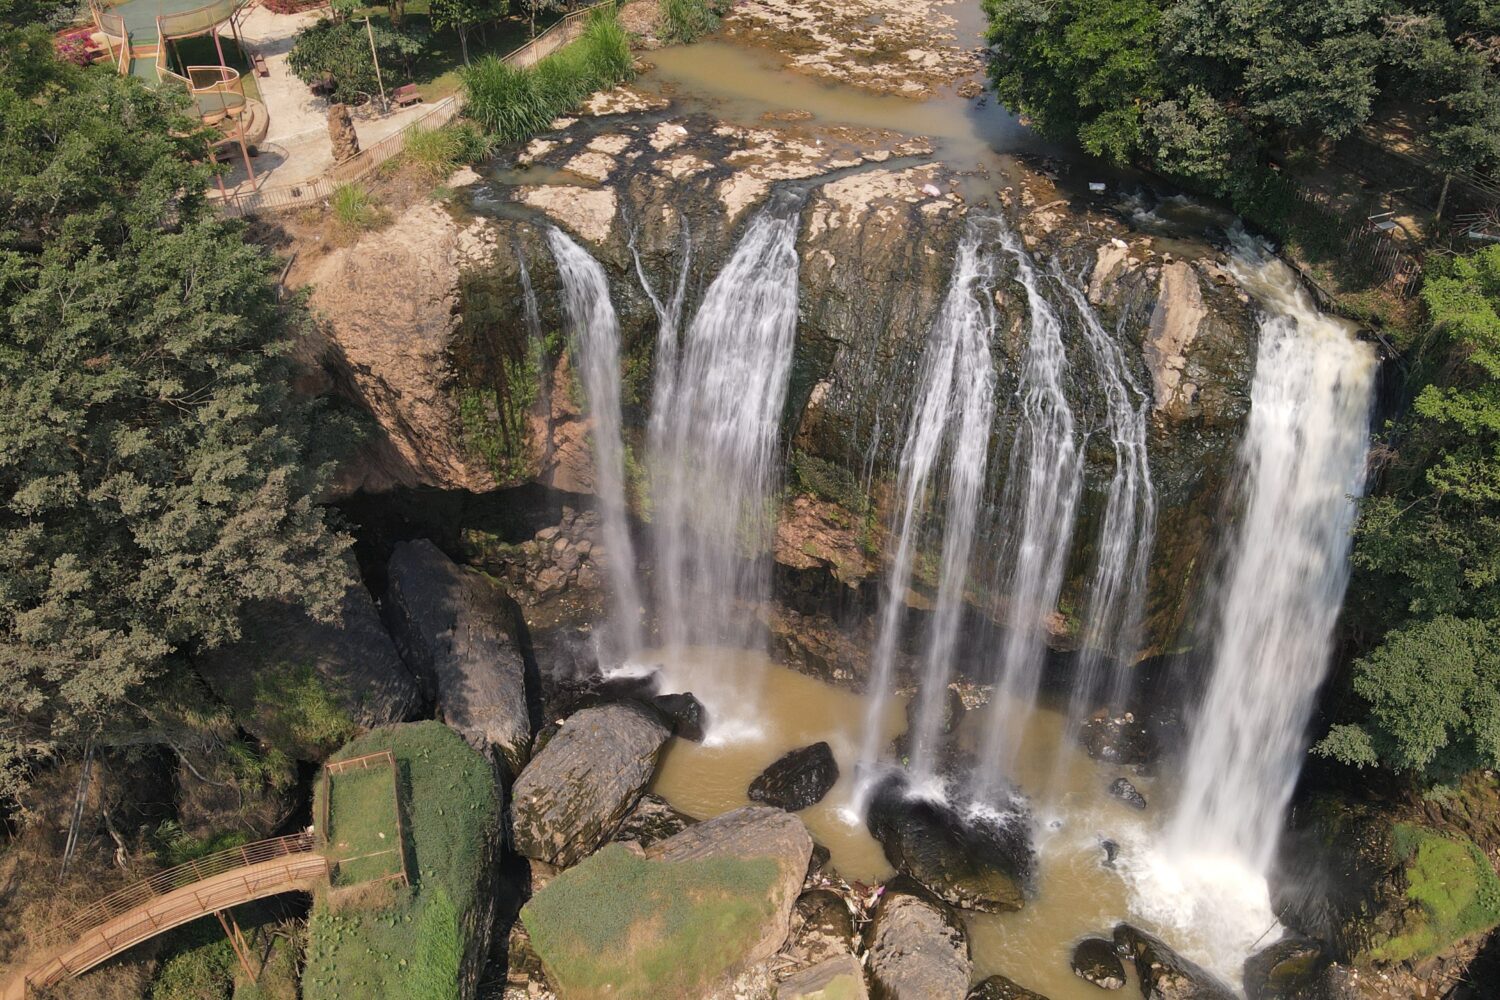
[649,192,803,662]
[547,228,645,657]
[972,229,1084,797]
[1055,270,1157,726]
[855,221,1001,798]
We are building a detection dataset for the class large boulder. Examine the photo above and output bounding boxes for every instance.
[511,702,670,867]
[612,791,696,848]
[968,976,1050,1000]
[1112,924,1236,1000]
[196,569,422,760]
[385,539,534,774]
[1243,936,1325,1000]
[521,808,813,999]
[866,774,1033,912]
[749,742,840,811]
[647,806,815,965]
[787,888,857,966]
[778,954,869,1000]
[1072,936,1126,990]
[864,882,972,1000]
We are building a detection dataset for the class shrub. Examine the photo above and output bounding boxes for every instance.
[658,0,725,44]
[328,183,383,232]
[462,8,633,144]
[402,121,496,179]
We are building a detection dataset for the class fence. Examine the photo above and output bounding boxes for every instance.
[320,750,410,889]
[1279,181,1424,300]
[215,0,614,217]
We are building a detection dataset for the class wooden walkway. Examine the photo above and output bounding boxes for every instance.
[2,834,328,1000]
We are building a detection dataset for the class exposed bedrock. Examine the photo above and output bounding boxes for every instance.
[305,92,1262,679]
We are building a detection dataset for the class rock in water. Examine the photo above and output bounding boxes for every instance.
[779,954,869,1000]
[866,774,1033,912]
[968,975,1051,999]
[511,702,670,867]
[1109,777,1148,810]
[865,882,972,1000]
[385,539,534,774]
[1113,924,1237,1000]
[748,742,840,811]
[647,806,814,966]
[1081,714,1158,769]
[651,691,707,742]
[1243,936,1324,1000]
[611,791,694,848]
[1072,936,1126,990]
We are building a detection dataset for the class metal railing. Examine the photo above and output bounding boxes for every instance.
[156,0,248,38]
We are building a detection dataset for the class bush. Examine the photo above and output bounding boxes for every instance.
[328,183,382,231]
[658,0,725,44]
[462,8,633,144]
[287,17,425,105]
[402,121,496,179]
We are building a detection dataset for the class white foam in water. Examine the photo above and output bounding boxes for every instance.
[1124,845,1280,986]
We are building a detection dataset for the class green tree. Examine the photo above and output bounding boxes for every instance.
[287,15,427,104]
[1320,245,1500,780]
[431,0,508,65]
[0,36,354,798]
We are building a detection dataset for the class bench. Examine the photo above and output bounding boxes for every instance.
[251,51,269,77]
[390,83,422,108]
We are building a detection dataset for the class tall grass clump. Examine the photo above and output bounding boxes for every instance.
[403,121,497,179]
[462,9,634,145]
[659,0,725,44]
[328,183,381,231]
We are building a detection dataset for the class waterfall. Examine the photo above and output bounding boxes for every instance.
[1055,269,1157,725]
[854,221,1001,798]
[971,228,1084,798]
[649,192,803,656]
[547,228,644,658]
[1167,236,1377,873]
[632,218,692,483]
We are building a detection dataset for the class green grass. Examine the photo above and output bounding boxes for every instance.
[251,662,356,760]
[657,0,723,44]
[401,120,496,179]
[461,8,634,145]
[325,763,403,886]
[303,722,499,1000]
[521,843,780,1000]
[329,183,384,232]
[1363,823,1500,964]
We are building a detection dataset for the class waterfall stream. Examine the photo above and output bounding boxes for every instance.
[971,229,1084,798]
[1128,233,1377,966]
[547,228,644,658]
[1055,270,1157,727]
[649,192,803,666]
[854,220,1001,799]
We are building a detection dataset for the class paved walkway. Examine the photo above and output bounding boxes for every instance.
[224,6,434,189]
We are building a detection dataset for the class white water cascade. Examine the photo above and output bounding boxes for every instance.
[1129,233,1377,966]
[547,228,645,658]
[971,229,1085,797]
[649,193,803,658]
[1055,269,1157,725]
[854,221,1001,799]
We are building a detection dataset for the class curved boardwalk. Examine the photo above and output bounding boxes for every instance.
[2,834,327,1000]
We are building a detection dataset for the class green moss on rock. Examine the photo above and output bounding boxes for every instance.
[521,842,781,1000]
[1361,824,1500,965]
[303,722,500,1000]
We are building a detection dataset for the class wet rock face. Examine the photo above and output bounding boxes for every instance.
[967,975,1050,1000]
[1081,713,1159,770]
[865,882,973,1000]
[1243,935,1325,1000]
[1108,778,1148,811]
[464,506,606,604]
[866,774,1034,913]
[652,691,708,742]
[384,539,533,774]
[510,702,671,867]
[748,742,840,811]
[1072,936,1127,990]
[1113,923,1237,1000]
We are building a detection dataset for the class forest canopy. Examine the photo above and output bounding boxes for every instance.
[0,11,353,799]
[983,0,1500,193]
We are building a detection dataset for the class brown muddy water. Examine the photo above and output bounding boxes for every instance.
[637,648,1246,1000]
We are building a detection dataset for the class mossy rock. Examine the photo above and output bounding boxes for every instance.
[1357,823,1500,965]
[521,842,783,1000]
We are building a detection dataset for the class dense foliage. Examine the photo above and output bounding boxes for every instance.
[983,0,1500,190]
[286,13,428,104]
[1320,244,1500,779]
[461,8,633,142]
[658,0,727,45]
[0,17,353,798]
